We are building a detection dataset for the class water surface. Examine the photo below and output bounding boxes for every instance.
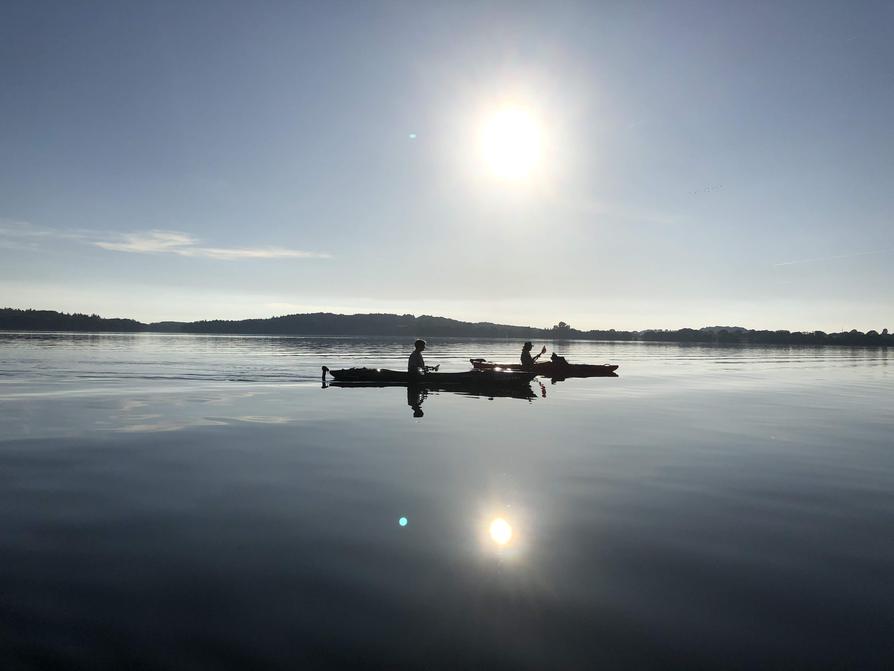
[1,333,892,668]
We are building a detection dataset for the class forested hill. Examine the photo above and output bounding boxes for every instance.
[185,313,543,338]
[0,308,144,332]
[1,308,891,346]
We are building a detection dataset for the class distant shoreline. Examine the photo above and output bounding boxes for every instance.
[2,308,890,348]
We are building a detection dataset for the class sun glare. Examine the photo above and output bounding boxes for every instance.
[489,517,513,546]
[480,106,542,181]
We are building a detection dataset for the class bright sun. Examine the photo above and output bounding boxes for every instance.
[489,517,513,546]
[479,105,542,181]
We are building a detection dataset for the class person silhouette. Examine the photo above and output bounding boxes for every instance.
[520,341,546,370]
[408,339,438,378]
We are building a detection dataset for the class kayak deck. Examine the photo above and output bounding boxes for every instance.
[469,359,619,378]
[322,366,537,385]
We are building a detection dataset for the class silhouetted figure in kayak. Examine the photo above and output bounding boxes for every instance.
[408,339,438,378]
[520,342,547,370]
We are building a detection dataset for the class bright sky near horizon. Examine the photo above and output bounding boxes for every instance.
[1,1,892,331]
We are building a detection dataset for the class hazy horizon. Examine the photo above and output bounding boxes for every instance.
[2,1,892,332]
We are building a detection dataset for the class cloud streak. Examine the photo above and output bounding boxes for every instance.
[774,248,894,267]
[0,219,84,251]
[95,230,197,254]
[1,220,331,260]
[0,219,89,240]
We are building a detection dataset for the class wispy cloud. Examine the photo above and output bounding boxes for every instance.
[0,220,79,251]
[94,230,197,254]
[0,219,77,251]
[0,219,48,237]
[774,248,894,267]
[94,230,331,259]
[192,246,330,260]
[0,220,331,260]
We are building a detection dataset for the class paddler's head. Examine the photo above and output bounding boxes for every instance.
[414,339,426,352]
[523,341,533,351]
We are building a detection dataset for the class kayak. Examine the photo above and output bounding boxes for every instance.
[322,366,537,385]
[469,358,619,378]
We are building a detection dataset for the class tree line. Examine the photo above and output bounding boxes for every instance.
[1,308,890,347]
[0,308,144,332]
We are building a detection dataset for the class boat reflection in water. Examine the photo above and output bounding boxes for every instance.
[545,370,618,383]
[403,383,536,418]
[321,379,536,418]
[321,365,538,418]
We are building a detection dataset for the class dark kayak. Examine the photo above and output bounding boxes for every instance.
[470,359,619,377]
[322,366,536,385]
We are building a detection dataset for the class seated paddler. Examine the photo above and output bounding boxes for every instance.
[520,341,547,370]
[408,339,438,377]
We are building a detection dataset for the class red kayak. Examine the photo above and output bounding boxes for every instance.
[470,358,619,378]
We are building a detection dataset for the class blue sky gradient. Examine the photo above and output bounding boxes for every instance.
[2,1,891,330]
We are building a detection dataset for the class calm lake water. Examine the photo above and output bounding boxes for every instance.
[1,332,892,669]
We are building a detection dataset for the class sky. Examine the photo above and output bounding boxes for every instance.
[1,0,892,331]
